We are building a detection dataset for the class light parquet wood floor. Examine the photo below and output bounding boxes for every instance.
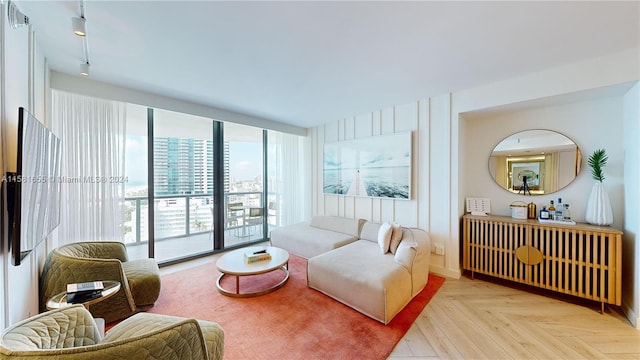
[389,275,640,360]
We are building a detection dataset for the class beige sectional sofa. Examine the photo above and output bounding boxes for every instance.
[270,216,431,324]
[270,215,365,259]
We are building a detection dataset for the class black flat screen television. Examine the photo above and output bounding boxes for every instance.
[7,107,62,266]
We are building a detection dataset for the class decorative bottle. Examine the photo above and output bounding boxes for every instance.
[539,206,549,220]
[563,204,571,221]
[548,200,556,220]
[555,198,563,220]
[527,202,537,219]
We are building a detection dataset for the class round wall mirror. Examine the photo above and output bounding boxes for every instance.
[488,130,582,195]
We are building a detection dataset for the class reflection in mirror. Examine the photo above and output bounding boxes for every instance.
[489,130,582,195]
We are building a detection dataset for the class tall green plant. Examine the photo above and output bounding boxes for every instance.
[588,149,608,182]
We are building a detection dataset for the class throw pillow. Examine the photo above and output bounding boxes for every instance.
[378,222,393,254]
[395,237,417,270]
[389,223,403,254]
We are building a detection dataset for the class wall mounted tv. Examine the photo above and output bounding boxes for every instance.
[7,107,62,266]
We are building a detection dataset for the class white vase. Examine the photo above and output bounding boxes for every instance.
[585,182,613,226]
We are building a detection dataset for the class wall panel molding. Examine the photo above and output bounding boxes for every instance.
[312,98,451,274]
[318,108,418,221]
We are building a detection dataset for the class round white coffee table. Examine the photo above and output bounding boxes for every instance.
[216,246,289,297]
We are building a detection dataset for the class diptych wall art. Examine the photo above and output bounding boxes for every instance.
[323,132,412,199]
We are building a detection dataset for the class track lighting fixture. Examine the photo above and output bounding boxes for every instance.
[80,62,90,77]
[74,1,91,77]
[72,17,86,36]
[8,1,29,29]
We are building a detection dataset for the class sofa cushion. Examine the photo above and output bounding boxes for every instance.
[377,222,393,254]
[307,240,412,324]
[390,223,403,254]
[270,222,358,259]
[394,237,417,271]
[310,216,364,237]
[359,221,381,243]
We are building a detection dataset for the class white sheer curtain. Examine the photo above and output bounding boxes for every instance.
[51,91,126,244]
[269,131,311,226]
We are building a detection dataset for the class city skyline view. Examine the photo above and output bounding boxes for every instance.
[124,135,264,195]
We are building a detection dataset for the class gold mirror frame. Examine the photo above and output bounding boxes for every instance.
[488,129,582,195]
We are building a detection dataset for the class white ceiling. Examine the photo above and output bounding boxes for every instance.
[15,1,640,129]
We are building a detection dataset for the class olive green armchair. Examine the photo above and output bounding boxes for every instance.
[0,305,224,360]
[40,241,161,323]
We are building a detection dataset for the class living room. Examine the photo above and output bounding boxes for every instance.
[0,1,639,359]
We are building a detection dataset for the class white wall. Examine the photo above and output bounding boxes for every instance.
[1,2,50,327]
[623,82,639,327]
[0,1,5,329]
[2,1,34,327]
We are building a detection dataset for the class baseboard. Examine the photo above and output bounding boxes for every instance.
[622,299,639,328]
[430,264,461,279]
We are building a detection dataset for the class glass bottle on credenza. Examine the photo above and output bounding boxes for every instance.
[555,198,564,221]
[563,203,571,222]
[539,206,550,220]
[548,200,556,220]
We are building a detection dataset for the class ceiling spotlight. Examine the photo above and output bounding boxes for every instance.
[80,62,90,77]
[8,1,30,29]
[72,17,86,36]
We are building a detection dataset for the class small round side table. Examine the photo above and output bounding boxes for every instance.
[46,280,121,310]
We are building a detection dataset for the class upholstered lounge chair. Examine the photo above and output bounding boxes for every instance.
[0,305,224,360]
[40,241,161,323]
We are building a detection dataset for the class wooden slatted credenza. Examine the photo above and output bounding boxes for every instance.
[462,214,622,312]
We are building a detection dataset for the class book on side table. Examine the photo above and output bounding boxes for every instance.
[66,281,104,304]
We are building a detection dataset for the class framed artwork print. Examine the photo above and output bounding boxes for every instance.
[323,132,412,199]
[509,160,542,191]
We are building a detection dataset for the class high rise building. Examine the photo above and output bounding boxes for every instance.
[154,137,213,195]
[223,141,230,194]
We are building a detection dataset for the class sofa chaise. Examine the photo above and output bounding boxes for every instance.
[271,216,431,324]
[270,215,365,259]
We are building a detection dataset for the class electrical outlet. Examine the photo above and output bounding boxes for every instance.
[432,244,445,255]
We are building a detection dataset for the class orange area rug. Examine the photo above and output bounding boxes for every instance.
[149,254,445,359]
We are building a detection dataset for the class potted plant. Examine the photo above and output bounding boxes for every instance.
[585,149,613,225]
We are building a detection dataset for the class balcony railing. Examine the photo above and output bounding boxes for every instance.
[123,191,276,245]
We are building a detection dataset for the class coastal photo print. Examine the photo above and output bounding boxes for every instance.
[323,132,411,199]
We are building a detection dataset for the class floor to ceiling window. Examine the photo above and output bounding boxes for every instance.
[223,122,266,247]
[123,105,273,263]
[152,108,215,262]
[123,104,150,260]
